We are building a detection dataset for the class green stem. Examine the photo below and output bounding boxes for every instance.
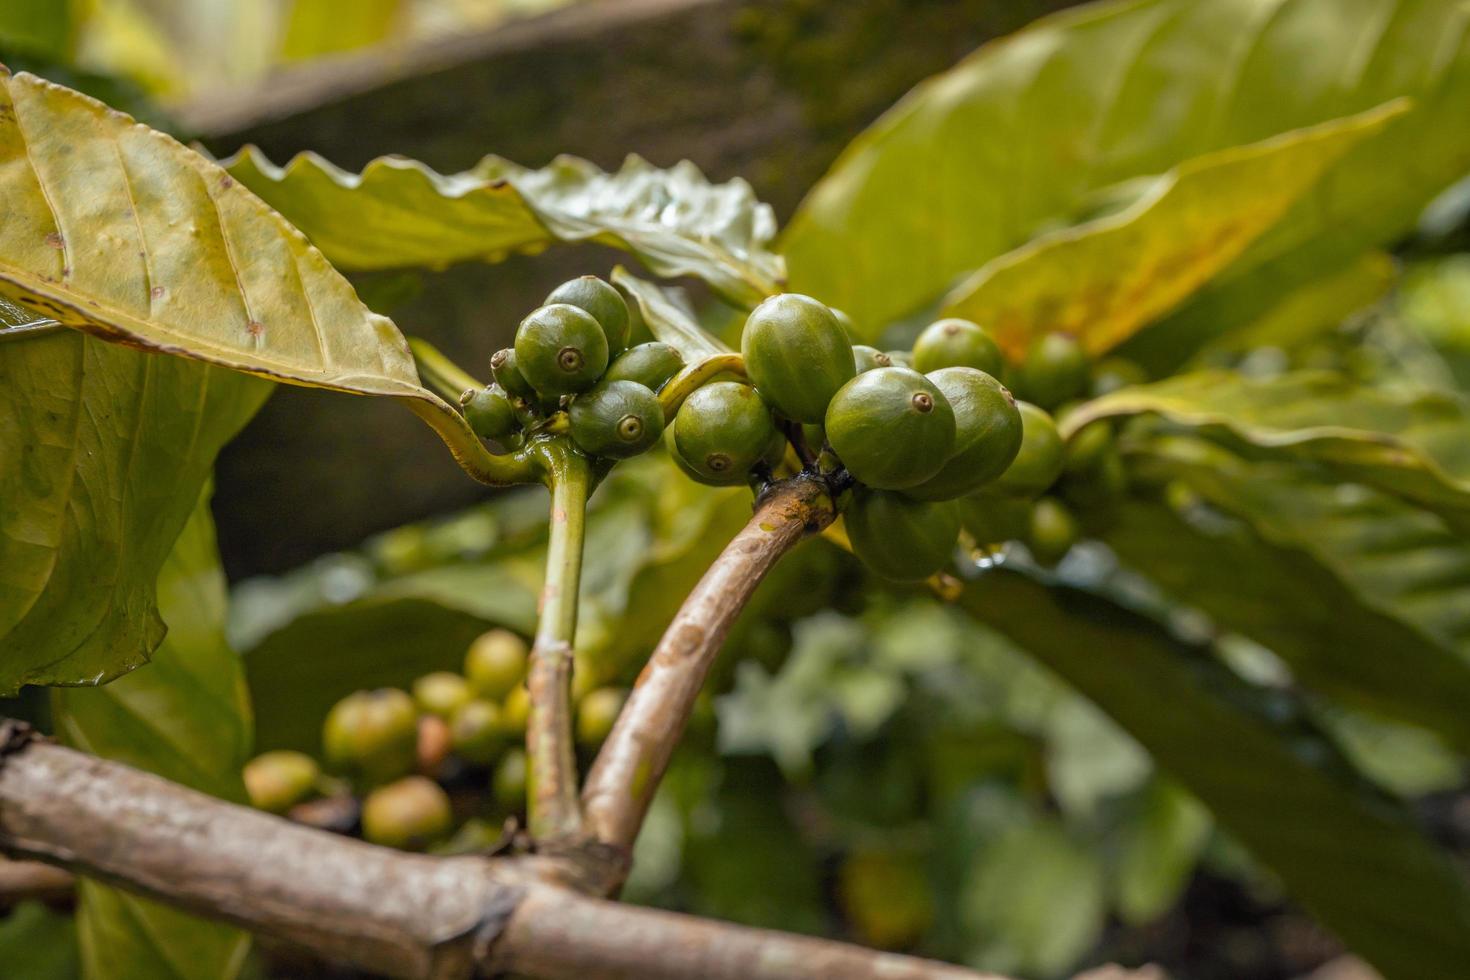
[408,336,483,401]
[526,438,591,841]
[657,353,746,421]
[402,393,539,486]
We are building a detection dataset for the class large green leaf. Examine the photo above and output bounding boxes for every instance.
[0,328,270,693]
[223,147,784,307]
[961,570,1470,980]
[942,106,1400,357]
[1067,369,1470,529]
[0,69,428,398]
[784,0,1470,341]
[53,488,253,980]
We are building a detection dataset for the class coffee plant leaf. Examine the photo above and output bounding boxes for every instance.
[611,267,733,361]
[785,0,1470,343]
[223,148,784,307]
[0,325,270,694]
[943,104,1401,357]
[1069,369,1470,530]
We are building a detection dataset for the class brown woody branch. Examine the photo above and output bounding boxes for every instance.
[581,474,837,853]
[0,722,993,980]
[0,857,73,909]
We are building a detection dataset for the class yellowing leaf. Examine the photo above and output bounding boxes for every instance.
[223,148,784,307]
[943,104,1404,358]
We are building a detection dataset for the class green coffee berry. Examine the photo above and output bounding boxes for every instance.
[360,776,452,850]
[323,688,419,787]
[985,401,1065,498]
[904,367,1022,501]
[1027,496,1079,566]
[838,851,935,951]
[412,672,474,719]
[1091,357,1147,397]
[825,367,956,490]
[957,494,1033,547]
[545,276,631,354]
[569,379,664,459]
[490,347,537,402]
[741,293,856,423]
[449,699,503,765]
[911,318,1004,377]
[602,341,685,391]
[465,629,528,700]
[830,307,859,340]
[1063,421,1115,478]
[576,687,626,746]
[800,421,827,452]
[844,488,960,581]
[243,750,320,814]
[499,686,531,736]
[514,303,609,398]
[494,748,528,807]
[852,345,893,374]
[671,381,779,485]
[459,385,518,441]
[1012,333,1089,409]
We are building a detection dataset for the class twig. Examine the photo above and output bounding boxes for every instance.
[526,441,591,842]
[0,857,73,909]
[581,474,836,852]
[657,353,747,421]
[0,725,995,980]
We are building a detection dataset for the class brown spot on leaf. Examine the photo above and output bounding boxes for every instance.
[44,233,63,250]
[247,320,265,338]
[150,286,165,300]
[219,175,234,190]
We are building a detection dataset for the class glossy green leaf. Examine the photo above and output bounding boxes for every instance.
[0,69,428,398]
[223,148,784,307]
[611,267,732,361]
[961,570,1470,980]
[0,329,270,694]
[942,105,1401,357]
[1113,780,1210,926]
[785,0,1470,341]
[1068,369,1470,530]
[0,901,78,980]
[53,489,253,980]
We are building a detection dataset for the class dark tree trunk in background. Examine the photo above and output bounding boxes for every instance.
[199,0,1080,577]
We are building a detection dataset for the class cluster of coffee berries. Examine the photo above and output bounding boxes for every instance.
[241,628,625,851]
[461,276,685,461]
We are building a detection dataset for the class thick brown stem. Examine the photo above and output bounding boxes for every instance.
[0,723,1001,980]
[581,474,836,853]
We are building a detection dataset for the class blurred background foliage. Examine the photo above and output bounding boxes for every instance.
[4,2,1470,980]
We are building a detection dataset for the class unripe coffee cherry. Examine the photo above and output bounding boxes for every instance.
[985,401,1065,498]
[494,749,528,808]
[459,385,517,440]
[602,341,685,392]
[576,687,626,746]
[514,303,609,398]
[825,367,956,490]
[490,347,537,402]
[416,715,452,775]
[323,688,419,787]
[957,494,1033,547]
[499,685,531,736]
[545,276,632,354]
[360,776,452,850]
[911,318,1004,377]
[671,381,779,485]
[837,851,935,951]
[741,293,856,423]
[449,699,503,765]
[1091,356,1147,397]
[569,379,664,459]
[1012,333,1089,409]
[1027,496,1079,566]
[243,750,320,814]
[844,488,960,581]
[412,671,473,719]
[904,367,1022,501]
[852,345,893,374]
[465,629,528,700]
